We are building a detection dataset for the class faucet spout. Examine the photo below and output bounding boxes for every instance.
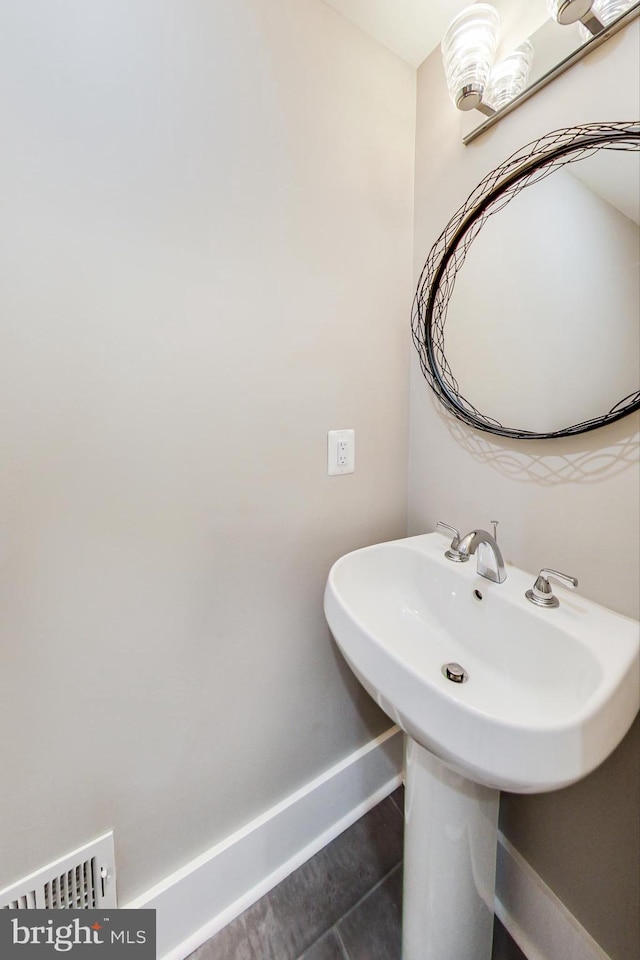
[457,529,506,584]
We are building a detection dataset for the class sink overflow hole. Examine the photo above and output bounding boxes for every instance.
[442,662,469,684]
[473,589,483,601]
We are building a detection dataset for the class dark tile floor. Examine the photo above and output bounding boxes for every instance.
[188,789,526,960]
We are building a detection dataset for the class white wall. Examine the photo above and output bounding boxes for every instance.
[410,22,639,960]
[0,0,415,902]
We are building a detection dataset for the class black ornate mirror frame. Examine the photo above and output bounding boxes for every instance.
[412,122,640,440]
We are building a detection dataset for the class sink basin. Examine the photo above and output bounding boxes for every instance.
[324,531,640,793]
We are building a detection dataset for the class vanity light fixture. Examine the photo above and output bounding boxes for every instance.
[441,4,534,118]
[549,0,634,33]
[577,0,636,36]
[548,0,604,33]
[443,0,637,124]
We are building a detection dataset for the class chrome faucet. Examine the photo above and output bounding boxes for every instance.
[457,527,506,584]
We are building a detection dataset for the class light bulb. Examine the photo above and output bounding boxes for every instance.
[441,4,501,111]
[484,42,535,112]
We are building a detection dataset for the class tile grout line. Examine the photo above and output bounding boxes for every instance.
[389,788,405,819]
[334,860,403,932]
[334,926,352,960]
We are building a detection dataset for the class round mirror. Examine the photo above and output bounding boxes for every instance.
[412,123,640,439]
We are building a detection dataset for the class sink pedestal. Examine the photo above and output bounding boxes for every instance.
[402,738,499,960]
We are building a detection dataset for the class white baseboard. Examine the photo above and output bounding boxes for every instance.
[125,726,403,960]
[496,831,611,960]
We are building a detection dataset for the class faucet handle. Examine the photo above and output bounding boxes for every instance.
[436,521,460,541]
[436,522,469,563]
[526,568,578,608]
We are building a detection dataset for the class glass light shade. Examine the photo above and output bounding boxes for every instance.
[548,0,595,24]
[484,42,535,111]
[441,4,501,111]
[593,0,635,20]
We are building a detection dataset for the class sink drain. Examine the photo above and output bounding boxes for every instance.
[442,662,468,683]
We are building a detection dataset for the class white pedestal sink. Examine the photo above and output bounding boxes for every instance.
[324,531,640,960]
[403,740,499,960]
